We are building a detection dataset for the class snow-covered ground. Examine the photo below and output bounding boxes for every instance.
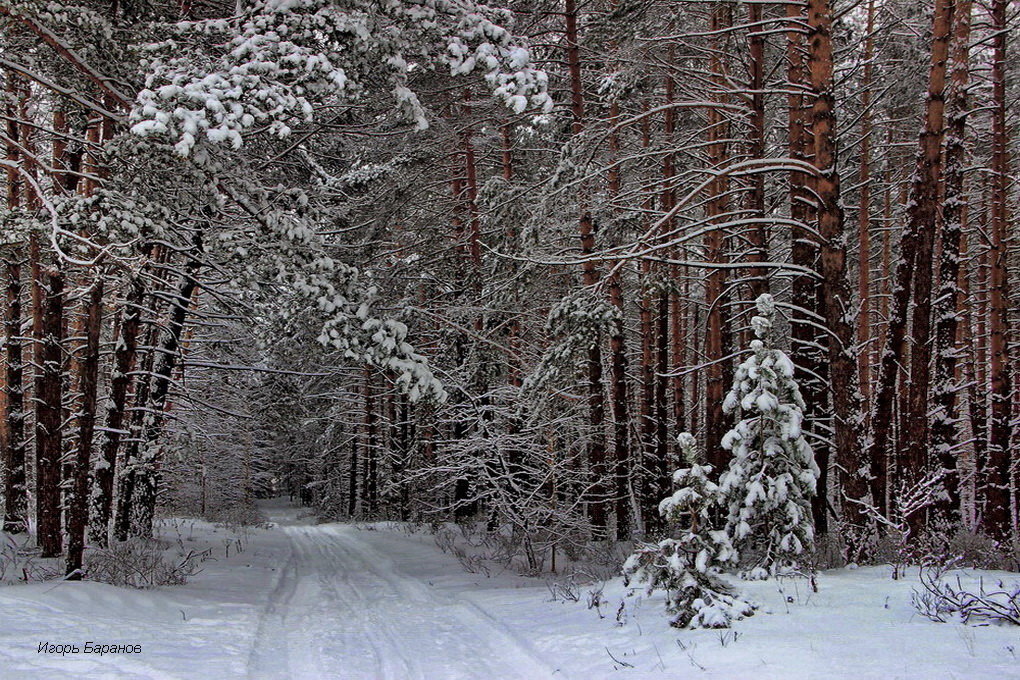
[1,500,1017,679]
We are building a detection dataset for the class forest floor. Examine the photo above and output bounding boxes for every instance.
[0,499,1018,679]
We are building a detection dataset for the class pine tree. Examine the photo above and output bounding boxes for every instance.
[623,433,755,629]
[718,294,819,578]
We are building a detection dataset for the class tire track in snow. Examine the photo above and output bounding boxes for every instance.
[326,525,565,680]
[308,530,416,680]
[246,513,563,679]
[246,531,300,679]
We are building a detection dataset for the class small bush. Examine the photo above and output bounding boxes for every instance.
[0,533,61,584]
[912,562,1020,626]
[206,504,271,531]
[85,539,211,588]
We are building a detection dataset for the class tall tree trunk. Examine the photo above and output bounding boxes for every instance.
[565,0,608,534]
[65,279,103,578]
[347,428,359,516]
[745,0,768,300]
[639,260,658,533]
[113,292,161,542]
[867,0,953,535]
[806,0,870,553]
[970,231,990,519]
[1,74,26,534]
[364,368,378,515]
[982,0,1013,540]
[904,0,955,534]
[91,275,144,544]
[703,0,732,470]
[607,271,630,540]
[856,0,876,402]
[931,0,973,522]
[131,263,200,538]
[606,95,632,541]
[2,255,25,534]
[32,236,64,557]
[637,105,663,535]
[787,0,829,534]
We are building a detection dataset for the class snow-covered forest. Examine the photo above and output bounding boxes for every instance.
[0,0,1019,677]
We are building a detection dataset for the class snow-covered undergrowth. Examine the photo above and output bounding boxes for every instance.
[0,501,1017,679]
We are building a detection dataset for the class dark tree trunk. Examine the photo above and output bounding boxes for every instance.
[91,275,144,545]
[32,238,64,558]
[787,0,829,535]
[364,369,378,515]
[807,0,870,553]
[931,0,973,522]
[1,74,26,534]
[982,0,1013,540]
[703,0,732,472]
[131,267,200,538]
[65,279,104,578]
[868,0,954,535]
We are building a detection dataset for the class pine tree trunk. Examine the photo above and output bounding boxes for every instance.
[32,237,64,557]
[704,1,732,471]
[787,0,829,535]
[982,0,1013,540]
[806,0,870,552]
[902,0,955,534]
[91,275,144,545]
[866,0,954,530]
[745,1,768,300]
[65,279,103,578]
[931,0,973,521]
[1,255,25,534]
[606,98,632,541]
[364,368,378,515]
[639,262,658,534]
[1,73,26,534]
[607,271,630,540]
[565,0,608,534]
[131,265,200,538]
[856,0,876,402]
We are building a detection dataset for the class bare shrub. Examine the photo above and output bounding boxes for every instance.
[545,573,581,602]
[207,504,271,531]
[912,563,1020,626]
[451,544,491,577]
[85,539,212,588]
[0,534,60,583]
[434,525,458,554]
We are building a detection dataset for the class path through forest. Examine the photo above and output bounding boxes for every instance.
[246,505,560,679]
[2,502,1018,679]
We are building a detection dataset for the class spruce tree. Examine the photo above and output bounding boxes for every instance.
[623,434,755,629]
[718,294,820,578]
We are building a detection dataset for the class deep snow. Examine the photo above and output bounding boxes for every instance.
[0,500,1017,679]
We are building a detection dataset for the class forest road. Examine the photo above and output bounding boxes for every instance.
[246,505,562,680]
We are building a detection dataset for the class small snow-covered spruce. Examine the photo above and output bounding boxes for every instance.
[718,293,819,579]
[623,433,755,629]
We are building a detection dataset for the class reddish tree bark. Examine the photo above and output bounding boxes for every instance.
[807,0,870,552]
[1,73,26,534]
[787,0,829,535]
[66,279,104,578]
[982,0,1013,539]
[565,0,608,534]
[703,1,732,472]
